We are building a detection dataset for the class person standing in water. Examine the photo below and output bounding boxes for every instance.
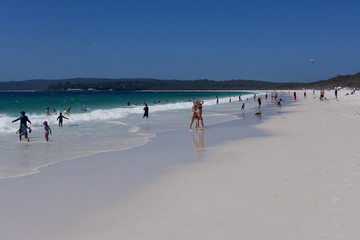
[257,97,262,109]
[143,104,149,118]
[43,121,52,141]
[12,111,31,142]
[57,112,68,126]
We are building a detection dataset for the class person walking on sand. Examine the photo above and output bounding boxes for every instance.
[335,88,338,100]
[12,111,31,142]
[320,89,325,101]
[241,103,245,111]
[190,102,199,129]
[57,112,68,126]
[43,121,52,142]
[143,104,149,118]
[196,100,205,128]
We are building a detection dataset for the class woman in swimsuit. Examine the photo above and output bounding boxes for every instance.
[190,101,200,129]
[196,100,205,128]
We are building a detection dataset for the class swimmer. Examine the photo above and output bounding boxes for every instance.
[64,106,71,114]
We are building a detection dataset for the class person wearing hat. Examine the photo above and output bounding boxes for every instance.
[12,111,32,142]
[43,121,52,142]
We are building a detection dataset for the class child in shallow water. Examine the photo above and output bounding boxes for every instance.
[16,125,30,142]
[43,121,52,142]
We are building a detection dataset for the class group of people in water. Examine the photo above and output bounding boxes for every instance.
[12,111,52,142]
[11,106,74,142]
[11,103,148,142]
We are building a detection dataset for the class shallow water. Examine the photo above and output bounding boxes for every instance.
[1,90,273,179]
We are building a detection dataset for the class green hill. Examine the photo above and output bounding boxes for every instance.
[0,73,359,91]
[302,72,360,89]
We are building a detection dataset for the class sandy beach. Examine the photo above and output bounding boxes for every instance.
[2,90,360,240]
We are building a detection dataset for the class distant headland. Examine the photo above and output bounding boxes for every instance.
[0,72,359,91]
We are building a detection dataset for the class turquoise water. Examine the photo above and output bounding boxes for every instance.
[0,91,250,115]
[0,90,258,179]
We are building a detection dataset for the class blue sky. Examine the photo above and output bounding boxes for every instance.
[0,0,359,82]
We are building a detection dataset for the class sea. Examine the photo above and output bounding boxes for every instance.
[0,90,287,180]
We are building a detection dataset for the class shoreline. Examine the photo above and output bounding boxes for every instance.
[0,90,270,181]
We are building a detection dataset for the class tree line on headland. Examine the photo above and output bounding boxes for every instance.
[0,72,359,91]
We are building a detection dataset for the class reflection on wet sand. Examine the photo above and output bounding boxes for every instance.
[241,112,246,120]
[190,129,204,158]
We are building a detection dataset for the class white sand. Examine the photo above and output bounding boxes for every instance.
[51,90,360,239]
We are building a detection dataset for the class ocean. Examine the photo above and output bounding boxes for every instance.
[0,90,269,179]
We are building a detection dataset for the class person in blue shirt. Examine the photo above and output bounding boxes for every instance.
[12,111,31,142]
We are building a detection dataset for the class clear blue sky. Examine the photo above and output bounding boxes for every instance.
[1,0,359,82]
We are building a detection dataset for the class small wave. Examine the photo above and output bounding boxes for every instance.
[128,126,140,133]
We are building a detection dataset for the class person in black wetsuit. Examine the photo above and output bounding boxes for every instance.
[57,112,69,126]
[257,97,262,109]
[12,111,31,141]
[143,104,149,118]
